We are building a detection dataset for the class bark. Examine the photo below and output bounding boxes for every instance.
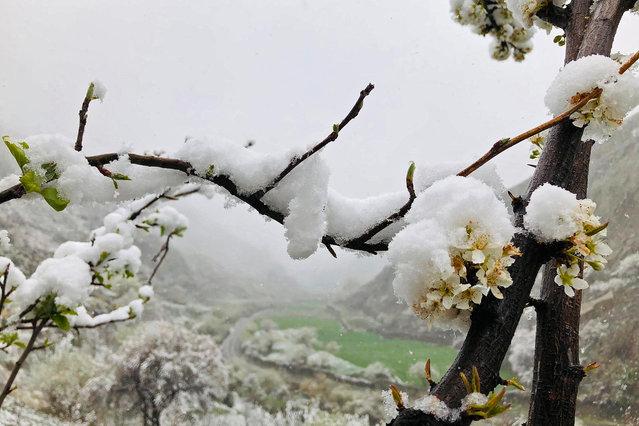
[527,1,629,424]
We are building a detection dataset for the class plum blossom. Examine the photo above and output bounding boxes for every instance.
[554,263,589,297]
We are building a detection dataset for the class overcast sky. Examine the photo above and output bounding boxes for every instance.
[1,1,638,289]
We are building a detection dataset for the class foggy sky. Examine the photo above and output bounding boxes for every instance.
[1,1,637,289]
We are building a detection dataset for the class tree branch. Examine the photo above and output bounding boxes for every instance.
[535,3,570,30]
[252,83,374,199]
[0,319,46,408]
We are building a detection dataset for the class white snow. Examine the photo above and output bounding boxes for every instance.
[91,79,107,101]
[0,230,10,253]
[13,257,92,308]
[544,55,639,143]
[524,183,583,241]
[0,257,26,289]
[388,176,517,329]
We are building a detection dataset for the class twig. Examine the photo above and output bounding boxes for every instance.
[148,235,172,284]
[129,187,200,221]
[456,87,602,177]
[252,83,375,199]
[324,243,337,258]
[0,264,9,315]
[75,85,95,152]
[343,162,417,249]
[458,49,639,177]
[0,319,46,408]
[619,50,639,75]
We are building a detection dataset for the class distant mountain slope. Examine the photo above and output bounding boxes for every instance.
[0,198,307,306]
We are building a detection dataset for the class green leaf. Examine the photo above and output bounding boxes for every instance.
[14,341,26,349]
[3,138,29,172]
[39,188,70,211]
[110,173,131,190]
[111,173,131,181]
[52,314,70,331]
[41,162,59,182]
[85,82,95,100]
[206,164,215,178]
[553,35,563,43]
[406,161,416,182]
[99,251,110,264]
[0,332,18,345]
[585,222,608,236]
[19,171,41,193]
[332,124,340,133]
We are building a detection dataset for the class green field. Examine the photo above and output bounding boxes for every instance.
[268,316,459,386]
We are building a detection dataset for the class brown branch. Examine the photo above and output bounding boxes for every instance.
[0,183,25,205]
[75,87,94,152]
[457,87,602,177]
[0,319,46,408]
[535,2,570,29]
[252,83,375,199]
[343,163,417,249]
[458,48,638,177]
[619,50,639,75]
[129,187,200,221]
[149,235,172,284]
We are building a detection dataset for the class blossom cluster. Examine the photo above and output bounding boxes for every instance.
[505,0,566,31]
[524,184,611,297]
[545,55,639,143]
[0,193,188,332]
[449,0,534,61]
[389,177,519,330]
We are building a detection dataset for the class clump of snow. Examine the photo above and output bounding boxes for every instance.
[544,55,639,143]
[525,183,612,296]
[13,257,92,308]
[413,395,460,422]
[388,176,519,330]
[524,183,584,241]
[0,257,26,289]
[177,136,297,194]
[90,80,107,102]
[263,155,329,259]
[381,389,409,421]
[142,206,189,236]
[460,392,490,410]
[138,285,154,299]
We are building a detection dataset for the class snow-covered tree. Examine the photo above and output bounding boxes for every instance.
[94,322,228,426]
[0,1,638,425]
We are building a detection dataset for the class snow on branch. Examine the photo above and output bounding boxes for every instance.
[253,83,375,199]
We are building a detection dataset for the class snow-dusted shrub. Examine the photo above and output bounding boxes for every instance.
[25,338,99,422]
[99,321,228,425]
[362,362,397,382]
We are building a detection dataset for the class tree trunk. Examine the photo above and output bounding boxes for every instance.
[390,2,635,425]
[527,1,630,424]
